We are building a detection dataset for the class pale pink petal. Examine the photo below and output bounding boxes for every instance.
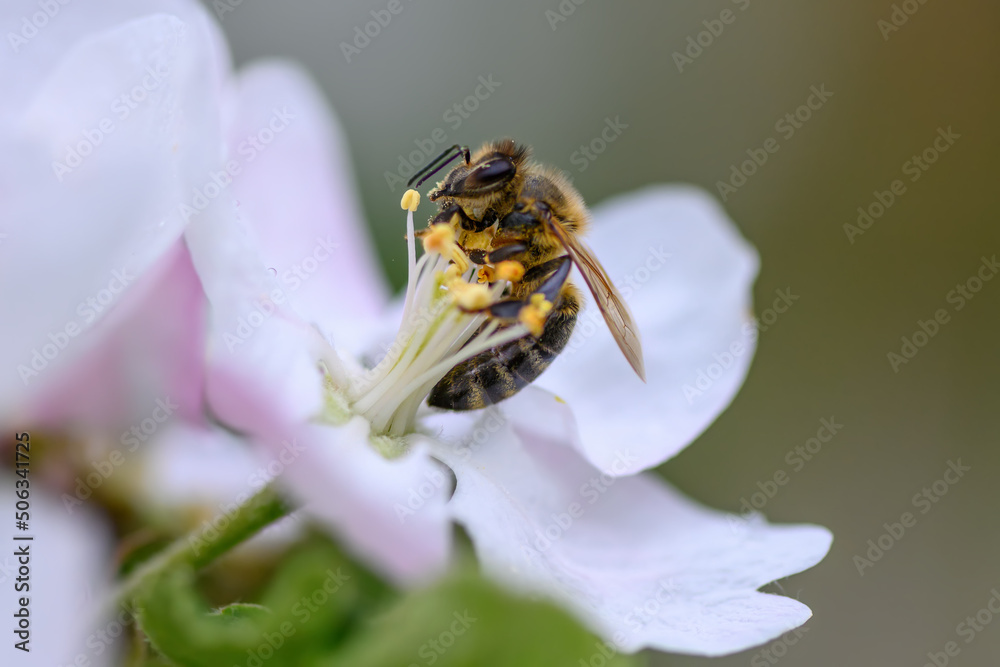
[184,193,325,437]
[432,411,831,656]
[223,61,389,352]
[22,241,206,428]
[515,186,759,474]
[1,9,228,412]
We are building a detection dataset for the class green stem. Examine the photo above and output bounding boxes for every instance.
[111,482,291,607]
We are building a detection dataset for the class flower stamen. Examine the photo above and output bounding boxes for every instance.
[345,190,529,438]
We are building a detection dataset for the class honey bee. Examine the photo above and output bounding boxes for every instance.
[407,138,645,410]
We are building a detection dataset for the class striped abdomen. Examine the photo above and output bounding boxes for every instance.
[427,300,577,411]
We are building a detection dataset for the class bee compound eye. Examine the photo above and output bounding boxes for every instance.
[472,158,515,186]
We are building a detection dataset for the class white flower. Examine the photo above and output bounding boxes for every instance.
[181,49,832,656]
[0,0,231,426]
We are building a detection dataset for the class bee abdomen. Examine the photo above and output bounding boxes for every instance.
[427,308,577,411]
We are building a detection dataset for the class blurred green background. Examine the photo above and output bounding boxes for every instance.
[202,0,999,664]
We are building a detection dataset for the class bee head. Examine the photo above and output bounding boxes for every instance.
[429,156,517,201]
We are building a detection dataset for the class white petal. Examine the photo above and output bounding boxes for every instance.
[184,160,325,434]
[0,10,227,412]
[269,416,452,586]
[524,185,760,474]
[0,479,116,666]
[224,61,389,351]
[0,0,229,123]
[432,415,831,656]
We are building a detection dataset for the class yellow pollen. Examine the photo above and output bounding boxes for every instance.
[530,293,553,314]
[444,264,463,282]
[449,281,492,311]
[495,260,525,283]
[477,266,496,283]
[422,224,454,254]
[401,189,421,211]
[519,293,553,337]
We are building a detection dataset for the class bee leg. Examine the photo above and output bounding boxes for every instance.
[473,255,572,321]
[466,243,528,266]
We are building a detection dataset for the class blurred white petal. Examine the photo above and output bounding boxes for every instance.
[224,60,389,352]
[0,5,227,414]
[21,242,206,428]
[0,476,116,666]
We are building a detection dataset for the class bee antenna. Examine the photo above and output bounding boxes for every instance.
[407,144,471,189]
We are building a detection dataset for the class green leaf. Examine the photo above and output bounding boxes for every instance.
[137,542,363,666]
[137,568,266,667]
[311,575,643,667]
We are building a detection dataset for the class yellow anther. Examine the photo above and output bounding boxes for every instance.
[422,224,455,254]
[401,189,421,211]
[495,260,525,283]
[450,281,492,311]
[449,250,470,275]
[477,266,496,283]
[444,264,464,282]
[519,293,553,337]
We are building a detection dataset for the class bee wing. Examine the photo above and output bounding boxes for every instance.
[548,221,646,382]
